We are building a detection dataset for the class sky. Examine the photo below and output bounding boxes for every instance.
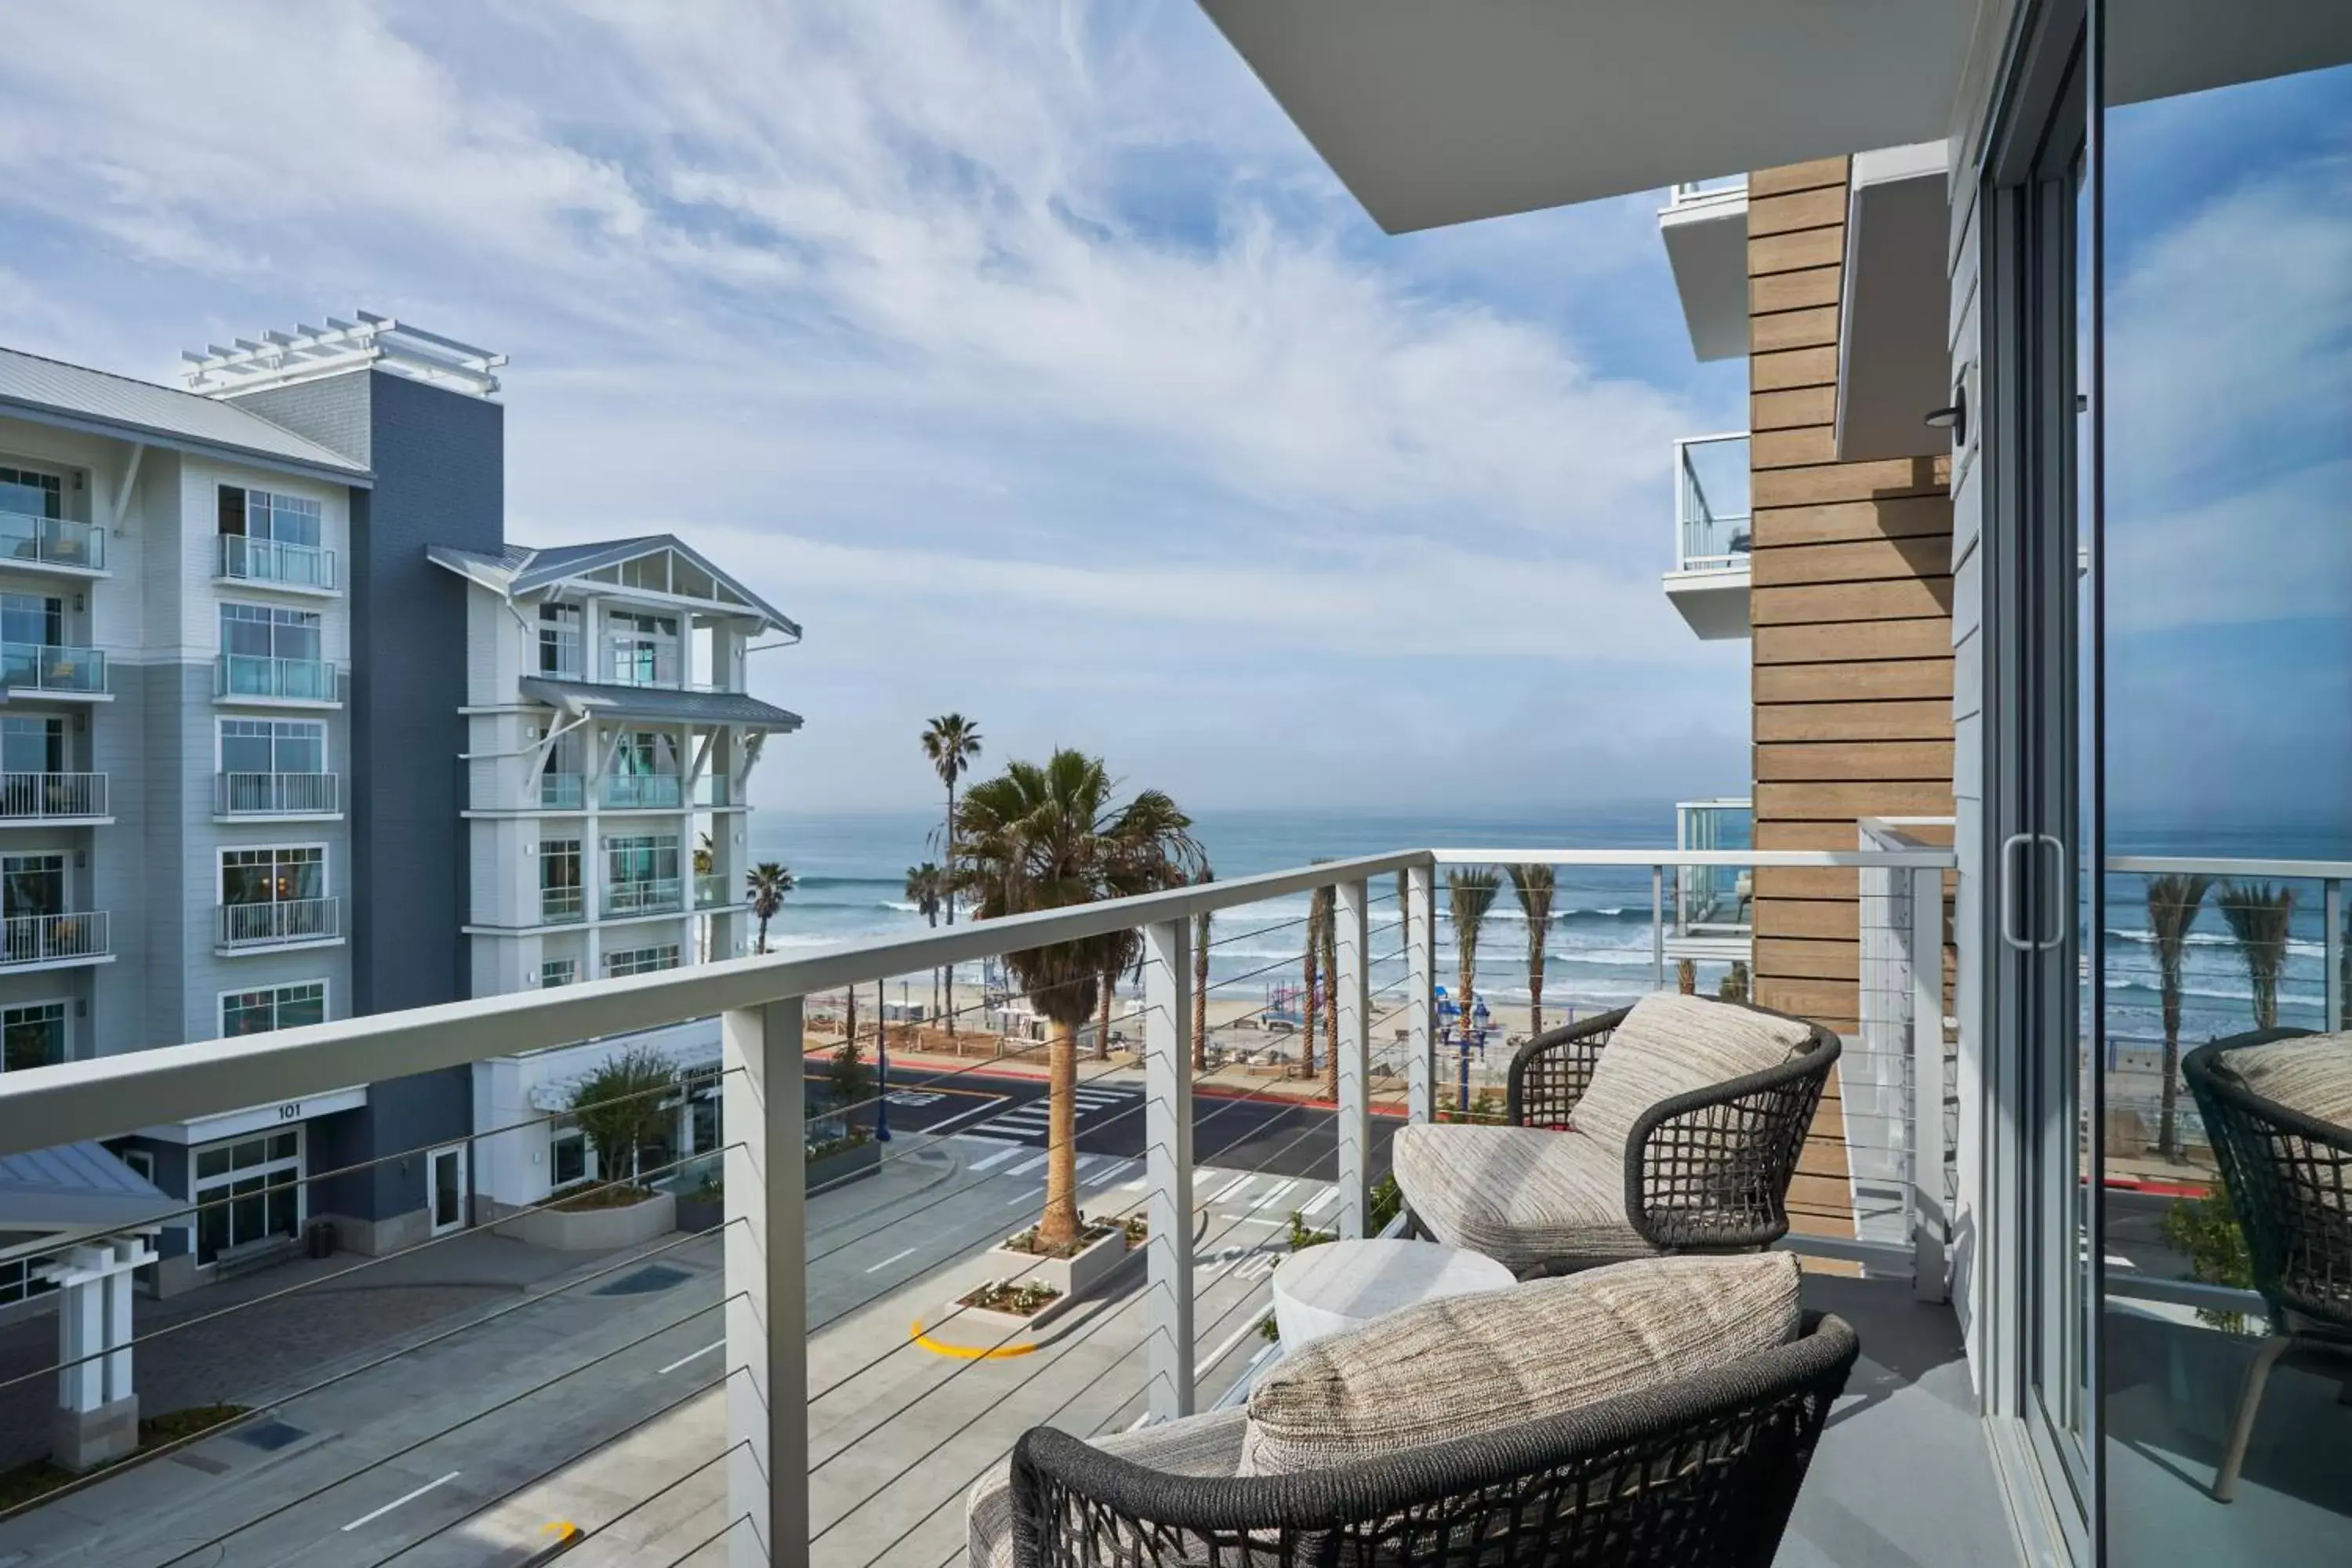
[0,0,1751,817]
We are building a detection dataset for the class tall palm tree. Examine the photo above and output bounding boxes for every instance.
[1448,869,1501,1044]
[920,714,983,926]
[694,832,717,962]
[2219,881,2296,1030]
[746,862,795,956]
[1320,885,1340,1103]
[1192,866,1214,1074]
[1094,931,1143,1062]
[906,862,946,1021]
[1506,864,1557,1035]
[2146,873,2212,1163]
[1299,889,1326,1081]
[957,750,1201,1252]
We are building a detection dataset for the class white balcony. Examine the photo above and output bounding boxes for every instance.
[214,653,340,706]
[215,771,340,818]
[0,772,108,824]
[1659,176,1750,361]
[215,895,342,953]
[216,535,339,594]
[0,510,106,575]
[0,642,108,700]
[1663,432,1752,639]
[0,910,110,971]
[602,877,684,918]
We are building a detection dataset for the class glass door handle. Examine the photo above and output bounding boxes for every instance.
[2035,833,2071,952]
[2001,833,2035,953]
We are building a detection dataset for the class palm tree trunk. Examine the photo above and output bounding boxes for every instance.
[1037,1018,1080,1251]
[1322,905,1339,1104]
[2159,972,2184,1162]
[1528,938,1544,1036]
[1192,909,1210,1073]
[1301,940,1320,1081]
[1096,971,1114,1061]
[844,986,856,1048]
[944,782,957,927]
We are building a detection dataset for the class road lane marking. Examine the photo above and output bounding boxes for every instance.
[967,1146,1023,1173]
[1257,1179,1297,1209]
[341,1471,461,1533]
[1201,1311,1272,1371]
[1009,1154,1048,1175]
[1210,1175,1253,1203]
[864,1246,918,1274]
[657,1339,725,1375]
[1301,1189,1338,1218]
[1004,1185,1044,1206]
[1083,1158,1138,1190]
[922,1098,1019,1136]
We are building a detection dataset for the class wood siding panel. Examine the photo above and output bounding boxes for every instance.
[1754,899,1860,941]
[1756,937,1860,982]
[1750,535,1955,586]
[1748,157,1850,198]
[1748,495,1954,546]
[1747,187,1846,237]
[1751,265,1843,314]
[1751,427,1842,469]
[1751,387,1838,430]
[1751,579,1954,625]
[1755,782,1958,820]
[1753,619,1955,665]
[1751,456,1949,507]
[1749,228,1846,277]
[1751,306,1841,354]
[1751,346,1839,391]
[1755,699,1956,741]
[1754,741,1955,782]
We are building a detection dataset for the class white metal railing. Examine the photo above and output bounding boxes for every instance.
[216,896,341,949]
[604,877,684,917]
[1673,432,1751,573]
[1,642,106,694]
[0,771,107,820]
[215,771,339,816]
[0,911,108,967]
[217,535,337,591]
[1668,175,1748,207]
[0,841,1955,1562]
[0,510,104,572]
[215,653,338,702]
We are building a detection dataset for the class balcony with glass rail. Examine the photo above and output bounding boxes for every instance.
[693,872,732,909]
[215,895,341,952]
[541,884,586,924]
[1662,431,1752,640]
[0,909,110,971]
[601,772,684,811]
[216,534,339,593]
[0,772,108,823]
[0,643,107,699]
[603,877,684,919]
[0,510,105,575]
[214,653,339,706]
[214,771,340,818]
[1668,797,1755,964]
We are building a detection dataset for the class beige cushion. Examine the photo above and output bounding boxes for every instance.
[1238,1252,1801,1475]
[967,1406,1246,1568]
[2221,1032,2352,1130]
[1570,994,1813,1155]
[1391,1122,1650,1274]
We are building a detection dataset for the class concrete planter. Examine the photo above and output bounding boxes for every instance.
[674,1195,724,1235]
[808,1138,882,1193]
[973,1225,1134,1327]
[499,1189,675,1252]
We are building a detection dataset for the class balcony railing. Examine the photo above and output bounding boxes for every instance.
[0,771,107,821]
[216,653,338,703]
[601,773,683,810]
[1668,175,1748,208]
[216,895,340,949]
[0,840,1970,1564]
[0,509,104,572]
[603,877,684,917]
[0,910,108,967]
[537,771,586,810]
[1674,797,1755,936]
[0,642,106,695]
[1675,432,1751,572]
[541,884,585,924]
[694,775,731,808]
[217,535,337,591]
[694,872,731,909]
[215,771,339,816]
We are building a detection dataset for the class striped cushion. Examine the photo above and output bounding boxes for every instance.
[966,1406,1246,1568]
[1391,1122,1649,1274]
[1239,1253,1802,1475]
[1570,994,1813,1154]
[2222,1032,2352,1128]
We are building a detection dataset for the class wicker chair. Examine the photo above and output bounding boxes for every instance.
[1002,1311,1858,1567]
[1395,997,1840,1276]
[2182,1029,2352,1502]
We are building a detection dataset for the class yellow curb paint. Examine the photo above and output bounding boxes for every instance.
[909,1318,1037,1359]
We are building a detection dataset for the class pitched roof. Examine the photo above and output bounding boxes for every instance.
[427,532,799,637]
[0,1140,173,1232]
[520,677,804,731]
[0,346,369,482]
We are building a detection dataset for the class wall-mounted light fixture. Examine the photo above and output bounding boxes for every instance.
[1924,385,1968,448]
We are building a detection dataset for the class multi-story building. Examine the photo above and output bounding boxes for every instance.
[0,316,797,1292]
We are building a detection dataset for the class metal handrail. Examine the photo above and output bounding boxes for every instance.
[215,771,339,815]
[1673,431,1753,574]
[0,911,109,967]
[0,772,107,818]
[216,896,341,948]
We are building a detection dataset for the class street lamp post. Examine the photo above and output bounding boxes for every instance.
[876,981,896,1143]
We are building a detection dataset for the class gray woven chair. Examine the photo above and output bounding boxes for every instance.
[1394,995,1839,1276]
[1002,1310,1858,1566]
[2183,1028,2352,1502]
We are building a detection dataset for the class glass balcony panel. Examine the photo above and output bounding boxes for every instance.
[1675,434,1752,572]
[1,643,107,694]
[602,774,684,811]
[538,772,586,810]
[541,885,585,924]
[0,510,103,572]
[603,877,683,917]
[216,654,337,702]
[218,535,337,590]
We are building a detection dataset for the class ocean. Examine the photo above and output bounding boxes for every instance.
[744,805,2347,1045]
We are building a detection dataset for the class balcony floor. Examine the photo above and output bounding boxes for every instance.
[1780,1271,2016,1567]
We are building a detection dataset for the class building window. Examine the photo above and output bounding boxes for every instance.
[604,611,679,688]
[220,603,323,662]
[540,839,582,921]
[605,945,680,978]
[605,833,681,913]
[220,846,325,906]
[0,466,62,521]
[539,957,578,989]
[221,981,328,1037]
[0,1002,65,1072]
[2,853,64,920]
[550,1115,589,1186]
[0,593,63,649]
[191,1128,303,1266]
[0,717,63,776]
[0,1231,60,1306]
[538,603,583,677]
[114,1145,154,1183]
[217,486,322,547]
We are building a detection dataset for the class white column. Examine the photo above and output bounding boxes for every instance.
[1334,880,1371,1238]
[102,1237,138,1403]
[56,1246,106,1413]
[1909,865,1950,1304]
[1650,864,1666,992]
[723,998,807,1567]
[1407,864,1436,1127]
[1142,917,1194,1421]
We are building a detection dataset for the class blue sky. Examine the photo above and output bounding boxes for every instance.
[0,0,1751,815]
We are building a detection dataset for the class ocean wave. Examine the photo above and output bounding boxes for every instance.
[2105,927,2326,958]
[2105,975,2325,1008]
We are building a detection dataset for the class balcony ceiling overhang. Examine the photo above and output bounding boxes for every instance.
[1837,143,1952,463]
[1196,1,1978,234]
[520,677,804,733]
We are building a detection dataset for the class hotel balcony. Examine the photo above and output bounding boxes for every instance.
[214,770,340,819]
[1662,432,1752,640]
[0,642,107,700]
[0,509,106,575]
[603,877,684,918]
[0,909,110,971]
[215,534,339,594]
[215,895,342,953]
[0,771,108,825]
[541,884,586,924]
[1658,176,1749,361]
[694,871,732,909]
[602,773,684,811]
[214,653,341,706]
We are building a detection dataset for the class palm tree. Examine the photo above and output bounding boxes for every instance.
[746,862,795,956]
[957,750,1201,1252]
[1506,865,1556,1034]
[920,714,983,926]
[1299,889,1326,1081]
[1094,932,1142,1062]
[2146,873,2212,1163]
[694,832,717,962]
[1448,869,1501,1044]
[906,862,946,1022]
[1320,885,1340,1103]
[1192,866,1214,1074]
[2219,881,2296,1030]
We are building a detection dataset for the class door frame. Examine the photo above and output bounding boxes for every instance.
[427,1142,469,1238]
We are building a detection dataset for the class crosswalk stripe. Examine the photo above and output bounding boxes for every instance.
[967,1146,1023,1173]
[1210,1175,1254,1204]
[1256,1179,1297,1210]
[1009,1153,1048,1176]
[1301,1189,1338,1218]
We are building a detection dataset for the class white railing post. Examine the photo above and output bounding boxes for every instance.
[1335,880,1370,1238]
[723,999,807,1567]
[1407,863,1436,1125]
[2327,878,2346,1033]
[1142,916,1195,1421]
[1907,865,1949,1303]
